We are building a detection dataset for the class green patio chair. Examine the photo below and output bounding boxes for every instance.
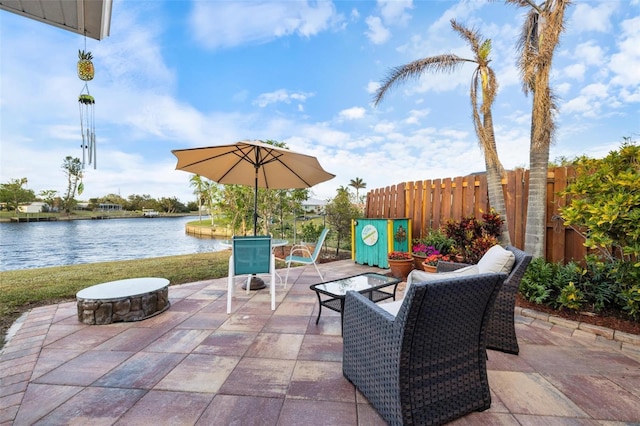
[284,228,329,288]
[227,236,275,314]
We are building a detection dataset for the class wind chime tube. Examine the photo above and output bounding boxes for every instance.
[92,131,97,169]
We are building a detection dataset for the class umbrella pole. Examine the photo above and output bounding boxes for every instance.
[253,166,259,236]
[246,165,267,290]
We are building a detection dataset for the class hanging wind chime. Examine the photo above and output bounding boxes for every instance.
[78,45,96,169]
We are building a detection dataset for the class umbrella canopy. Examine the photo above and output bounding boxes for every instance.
[172,140,335,234]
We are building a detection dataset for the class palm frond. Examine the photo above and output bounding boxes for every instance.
[373,54,469,106]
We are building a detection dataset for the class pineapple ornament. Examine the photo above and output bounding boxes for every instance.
[77,50,95,81]
[77,48,96,169]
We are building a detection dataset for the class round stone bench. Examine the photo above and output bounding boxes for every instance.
[76,277,170,325]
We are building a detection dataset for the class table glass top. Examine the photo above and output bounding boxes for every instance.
[312,273,399,296]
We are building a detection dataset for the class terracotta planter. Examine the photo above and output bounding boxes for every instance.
[388,258,414,280]
[412,253,427,270]
[422,263,437,273]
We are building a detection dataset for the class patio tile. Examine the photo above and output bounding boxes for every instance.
[277,399,357,426]
[219,314,271,332]
[134,310,192,329]
[93,352,185,389]
[173,312,228,329]
[154,353,239,393]
[196,394,283,426]
[237,300,279,315]
[218,357,295,398]
[12,383,83,425]
[543,374,640,422]
[193,330,257,356]
[167,298,211,313]
[42,324,88,346]
[488,371,589,417]
[32,386,145,426]
[245,333,303,360]
[143,329,211,353]
[449,412,521,425]
[355,402,387,425]
[93,326,169,352]
[287,360,355,402]
[263,315,311,334]
[305,316,342,336]
[297,334,344,362]
[32,350,133,386]
[486,349,535,372]
[273,301,315,316]
[513,414,602,425]
[519,345,598,375]
[44,325,125,350]
[113,390,212,426]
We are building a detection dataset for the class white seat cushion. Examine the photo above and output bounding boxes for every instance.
[380,299,403,316]
[477,245,515,274]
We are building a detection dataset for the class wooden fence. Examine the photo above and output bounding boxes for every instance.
[365,166,586,263]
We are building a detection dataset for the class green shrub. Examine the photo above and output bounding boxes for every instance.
[520,257,555,304]
[416,228,455,255]
[520,255,639,321]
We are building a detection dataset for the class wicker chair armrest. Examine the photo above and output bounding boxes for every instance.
[344,290,396,330]
[436,260,471,272]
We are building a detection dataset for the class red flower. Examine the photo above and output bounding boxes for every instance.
[388,251,412,260]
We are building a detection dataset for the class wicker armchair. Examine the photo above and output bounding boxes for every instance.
[438,245,532,354]
[343,273,505,426]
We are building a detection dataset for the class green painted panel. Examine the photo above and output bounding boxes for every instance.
[354,218,411,268]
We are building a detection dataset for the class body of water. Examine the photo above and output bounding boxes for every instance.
[0,216,227,271]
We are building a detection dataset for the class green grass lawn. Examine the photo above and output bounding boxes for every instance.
[0,251,241,348]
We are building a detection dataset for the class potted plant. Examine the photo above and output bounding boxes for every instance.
[421,251,451,273]
[387,251,414,280]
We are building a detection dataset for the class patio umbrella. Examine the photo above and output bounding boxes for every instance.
[171,140,335,235]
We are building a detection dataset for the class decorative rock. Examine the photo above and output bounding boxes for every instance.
[76,278,170,325]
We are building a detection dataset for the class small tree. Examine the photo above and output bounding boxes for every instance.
[39,189,58,212]
[0,178,35,213]
[61,156,83,214]
[560,138,640,263]
[325,186,361,255]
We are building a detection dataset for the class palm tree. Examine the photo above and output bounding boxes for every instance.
[374,19,510,244]
[507,0,571,257]
[189,174,206,222]
[349,177,367,203]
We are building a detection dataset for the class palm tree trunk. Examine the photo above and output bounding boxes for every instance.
[525,90,550,258]
[483,111,511,245]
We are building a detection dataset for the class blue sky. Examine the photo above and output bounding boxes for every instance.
[1,0,639,204]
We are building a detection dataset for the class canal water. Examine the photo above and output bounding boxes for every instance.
[0,216,227,272]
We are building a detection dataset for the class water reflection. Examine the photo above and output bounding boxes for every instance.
[0,216,227,271]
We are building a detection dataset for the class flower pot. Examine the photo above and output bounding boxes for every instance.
[412,253,427,270]
[388,258,414,280]
[422,263,437,273]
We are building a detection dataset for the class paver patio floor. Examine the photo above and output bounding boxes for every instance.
[1,260,639,425]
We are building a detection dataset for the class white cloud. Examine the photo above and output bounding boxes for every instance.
[378,0,413,25]
[574,41,606,66]
[190,0,342,49]
[609,16,640,87]
[405,109,430,125]
[367,81,381,94]
[570,1,619,33]
[339,107,366,120]
[252,90,314,107]
[563,63,586,80]
[365,16,391,44]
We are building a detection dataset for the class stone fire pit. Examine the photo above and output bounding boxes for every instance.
[76,277,170,325]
